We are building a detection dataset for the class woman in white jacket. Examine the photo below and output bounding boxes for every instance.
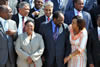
[15,20,44,67]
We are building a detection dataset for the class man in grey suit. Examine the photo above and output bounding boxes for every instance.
[64,0,93,30]
[39,11,71,67]
[0,5,16,67]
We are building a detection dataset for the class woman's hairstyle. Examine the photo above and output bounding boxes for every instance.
[72,16,86,30]
[25,20,35,26]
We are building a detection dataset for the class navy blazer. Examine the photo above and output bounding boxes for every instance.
[39,21,71,67]
[87,28,100,67]
[64,9,93,30]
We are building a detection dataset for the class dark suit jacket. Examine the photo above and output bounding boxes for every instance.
[83,0,98,12]
[87,28,100,67]
[28,7,39,21]
[35,15,46,33]
[64,9,93,30]
[39,21,71,67]
[0,22,16,65]
[90,5,100,28]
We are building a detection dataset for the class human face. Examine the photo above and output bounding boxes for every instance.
[54,13,64,27]
[25,22,34,35]
[97,16,100,27]
[74,0,84,11]
[72,19,79,34]
[4,6,12,20]
[44,5,53,17]
[35,0,43,9]
[19,4,30,16]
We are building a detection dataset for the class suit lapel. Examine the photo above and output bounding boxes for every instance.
[0,22,4,33]
[94,28,99,40]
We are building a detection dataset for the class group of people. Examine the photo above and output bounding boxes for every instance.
[0,0,100,67]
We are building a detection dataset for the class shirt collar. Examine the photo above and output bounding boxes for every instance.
[98,27,100,31]
[74,8,82,14]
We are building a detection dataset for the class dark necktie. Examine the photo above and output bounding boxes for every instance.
[22,17,25,32]
[53,26,58,40]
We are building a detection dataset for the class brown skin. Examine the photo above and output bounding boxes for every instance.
[64,18,81,64]
[34,0,43,10]
[18,4,30,17]
[44,5,53,18]
[97,16,100,27]
[74,0,84,11]
[53,13,64,27]
[25,21,35,64]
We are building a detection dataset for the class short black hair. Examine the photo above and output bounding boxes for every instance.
[25,20,35,26]
[72,16,86,30]
[0,0,8,5]
[53,11,63,20]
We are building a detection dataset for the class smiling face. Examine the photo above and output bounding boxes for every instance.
[35,0,43,9]
[74,0,84,11]
[44,5,53,17]
[25,22,34,35]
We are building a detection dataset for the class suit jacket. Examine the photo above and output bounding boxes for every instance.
[64,9,93,30]
[35,15,53,33]
[39,21,71,67]
[83,0,98,11]
[90,5,100,28]
[87,28,100,67]
[51,0,72,13]
[15,32,44,67]
[0,19,16,65]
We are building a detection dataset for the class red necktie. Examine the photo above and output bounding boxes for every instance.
[48,17,50,21]
[22,17,25,32]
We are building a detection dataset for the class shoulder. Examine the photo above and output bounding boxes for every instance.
[63,23,68,29]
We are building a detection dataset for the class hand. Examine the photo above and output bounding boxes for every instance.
[32,11,40,16]
[64,56,71,64]
[6,29,16,36]
[89,64,94,67]
[27,56,33,64]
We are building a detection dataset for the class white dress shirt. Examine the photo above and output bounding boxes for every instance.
[98,27,100,40]
[18,13,27,35]
[74,8,83,18]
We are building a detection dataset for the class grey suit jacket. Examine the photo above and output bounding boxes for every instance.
[0,19,17,65]
[39,21,71,67]
[15,32,44,67]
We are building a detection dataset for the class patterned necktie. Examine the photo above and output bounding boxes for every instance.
[53,26,58,40]
[22,17,25,32]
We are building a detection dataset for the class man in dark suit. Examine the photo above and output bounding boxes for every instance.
[29,0,43,20]
[90,5,100,28]
[12,2,33,35]
[39,11,71,67]
[35,1,53,33]
[0,5,16,67]
[64,0,93,30]
[87,14,100,67]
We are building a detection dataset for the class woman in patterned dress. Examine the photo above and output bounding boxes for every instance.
[64,16,88,67]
